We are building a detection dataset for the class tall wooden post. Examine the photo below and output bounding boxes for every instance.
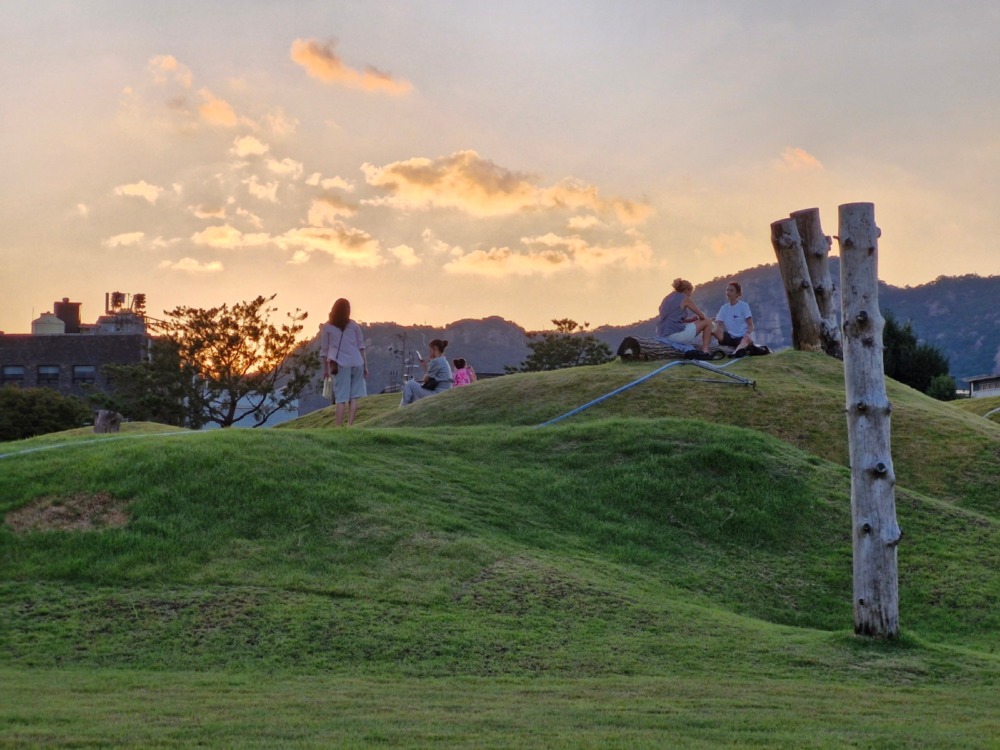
[791,208,843,359]
[838,202,901,638]
[770,218,824,351]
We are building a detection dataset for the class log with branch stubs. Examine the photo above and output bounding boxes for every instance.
[791,207,843,359]
[770,218,824,352]
[839,201,901,639]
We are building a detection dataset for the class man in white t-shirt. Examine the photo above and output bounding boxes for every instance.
[712,281,754,357]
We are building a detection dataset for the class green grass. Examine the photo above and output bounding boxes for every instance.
[2,352,1000,747]
[953,394,1000,424]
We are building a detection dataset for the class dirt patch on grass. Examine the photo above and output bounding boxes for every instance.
[4,492,130,532]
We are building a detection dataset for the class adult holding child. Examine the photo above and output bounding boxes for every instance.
[712,281,754,357]
[656,278,715,359]
[322,298,368,426]
[400,338,454,405]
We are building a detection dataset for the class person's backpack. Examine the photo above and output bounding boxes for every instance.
[747,344,771,356]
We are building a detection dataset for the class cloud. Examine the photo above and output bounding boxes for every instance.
[362,150,651,223]
[243,176,279,202]
[274,225,384,267]
[389,244,421,267]
[76,203,90,218]
[307,196,357,226]
[189,204,226,220]
[230,135,270,157]
[264,107,299,136]
[567,215,604,231]
[158,257,224,273]
[266,157,304,180]
[305,173,355,192]
[289,38,412,94]
[191,224,271,249]
[198,88,239,127]
[103,232,145,248]
[444,231,654,277]
[148,55,192,88]
[236,207,264,229]
[780,147,824,171]
[705,231,751,257]
[114,180,164,203]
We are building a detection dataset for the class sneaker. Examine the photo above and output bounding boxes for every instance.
[692,350,713,360]
[731,348,748,358]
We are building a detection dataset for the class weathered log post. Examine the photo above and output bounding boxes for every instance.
[770,218,824,351]
[94,410,123,434]
[839,202,901,638]
[791,207,843,359]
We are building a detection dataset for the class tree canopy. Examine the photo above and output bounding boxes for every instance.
[0,386,92,442]
[883,311,954,400]
[509,318,614,373]
[97,295,318,428]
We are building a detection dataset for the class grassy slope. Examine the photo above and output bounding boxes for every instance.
[3,352,1000,746]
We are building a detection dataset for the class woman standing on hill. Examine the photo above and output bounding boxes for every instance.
[656,278,714,359]
[400,339,453,405]
[322,298,368,427]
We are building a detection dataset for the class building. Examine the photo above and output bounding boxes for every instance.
[0,295,150,399]
[963,373,1000,399]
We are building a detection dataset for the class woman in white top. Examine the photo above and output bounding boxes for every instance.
[321,298,368,426]
[712,281,754,356]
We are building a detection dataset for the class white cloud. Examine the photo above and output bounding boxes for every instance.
[236,207,264,229]
[389,244,421,267]
[158,257,224,273]
[267,157,304,180]
[76,203,90,218]
[567,215,604,231]
[243,176,279,203]
[191,224,270,249]
[231,135,270,157]
[305,172,355,192]
[148,54,192,88]
[189,204,226,220]
[114,180,164,204]
[264,107,299,136]
[103,232,145,248]
[307,196,357,226]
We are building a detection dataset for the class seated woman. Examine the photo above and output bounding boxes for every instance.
[452,358,477,386]
[656,278,714,359]
[400,339,454,405]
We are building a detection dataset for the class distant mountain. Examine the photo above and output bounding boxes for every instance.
[299,266,1000,416]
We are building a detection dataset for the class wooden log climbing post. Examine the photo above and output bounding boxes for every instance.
[838,202,901,638]
[791,207,843,359]
[770,218,824,352]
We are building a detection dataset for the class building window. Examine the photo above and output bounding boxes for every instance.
[72,365,97,384]
[37,365,61,386]
[2,365,25,385]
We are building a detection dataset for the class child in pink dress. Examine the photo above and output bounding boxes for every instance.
[452,358,477,386]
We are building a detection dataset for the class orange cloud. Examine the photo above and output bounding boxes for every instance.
[362,150,650,224]
[307,196,358,226]
[275,225,384,267]
[231,135,270,157]
[158,257,224,273]
[103,232,145,248]
[198,88,239,127]
[191,224,270,249]
[444,232,653,277]
[290,39,412,94]
[389,244,421,267]
[243,176,279,203]
[148,55,192,88]
[189,204,226,220]
[781,147,824,171]
[114,180,164,204]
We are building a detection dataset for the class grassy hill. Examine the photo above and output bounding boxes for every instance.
[3,351,1000,747]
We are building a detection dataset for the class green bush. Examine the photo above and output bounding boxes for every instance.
[0,386,92,442]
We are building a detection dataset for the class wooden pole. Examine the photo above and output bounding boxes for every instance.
[838,202,901,638]
[770,218,824,352]
[791,207,843,359]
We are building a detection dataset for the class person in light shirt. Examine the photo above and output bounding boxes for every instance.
[712,281,754,357]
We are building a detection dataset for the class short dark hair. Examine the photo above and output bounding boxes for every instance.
[453,358,466,369]
[727,281,742,295]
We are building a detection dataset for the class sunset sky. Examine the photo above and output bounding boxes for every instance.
[2,1,999,335]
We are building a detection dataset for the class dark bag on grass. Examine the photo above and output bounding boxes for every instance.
[422,377,439,391]
[747,344,771,356]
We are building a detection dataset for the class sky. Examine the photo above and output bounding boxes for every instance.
[2,1,999,335]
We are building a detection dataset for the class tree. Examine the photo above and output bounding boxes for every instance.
[101,295,319,428]
[882,312,952,397]
[508,319,614,372]
[90,339,208,428]
[0,386,92,442]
